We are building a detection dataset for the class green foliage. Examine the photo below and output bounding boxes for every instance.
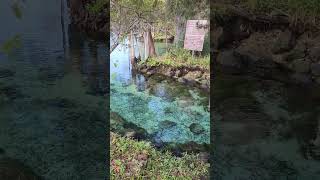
[110,0,209,51]
[86,0,108,14]
[165,0,209,47]
[245,0,320,15]
[166,0,209,20]
[1,35,21,55]
[111,0,164,25]
[111,133,209,179]
[254,0,320,25]
[214,0,320,25]
[141,47,210,70]
[110,0,166,48]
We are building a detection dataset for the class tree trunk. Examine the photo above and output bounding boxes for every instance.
[174,15,185,48]
[147,29,156,57]
[165,28,168,52]
[136,35,142,60]
[143,29,156,59]
[144,31,149,60]
[129,31,135,64]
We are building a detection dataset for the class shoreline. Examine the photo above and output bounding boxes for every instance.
[212,4,320,86]
[136,63,210,92]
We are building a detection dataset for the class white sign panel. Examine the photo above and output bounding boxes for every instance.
[184,20,208,51]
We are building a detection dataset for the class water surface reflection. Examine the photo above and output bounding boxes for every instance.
[0,0,107,179]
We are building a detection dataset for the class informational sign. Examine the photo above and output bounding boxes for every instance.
[184,20,208,51]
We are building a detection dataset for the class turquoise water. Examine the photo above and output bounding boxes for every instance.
[110,43,210,149]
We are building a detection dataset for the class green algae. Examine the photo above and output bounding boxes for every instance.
[110,77,210,144]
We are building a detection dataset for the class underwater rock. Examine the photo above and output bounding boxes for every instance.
[175,70,182,77]
[183,71,203,81]
[200,79,209,88]
[285,49,305,63]
[111,111,148,140]
[291,73,312,84]
[146,69,156,76]
[177,77,186,83]
[177,99,193,107]
[202,72,210,80]
[63,110,84,121]
[311,63,320,76]
[159,120,177,129]
[0,157,42,180]
[189,123,205,135]
[218,98,259,114]
[110,112,125,125]
[38,69,63,84]
[153,133,164,148]
[164,107,173,114]
[124,129,136,138]
[217,50,242,69]
[310,145,320,160]
[0,69,15,78]
[309,47,320,62]
[148,83,175,101]
[138,64,210,90]
[0,85,25,100]
[140,66,149,73]
[316,77,320,84]
[86,87,108,96]
[272,29,296,54]
[46,97,77,109]
[289,59,311,73]
[164,68,175,77]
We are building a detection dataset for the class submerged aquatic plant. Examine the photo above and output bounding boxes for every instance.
[11,1,23,19]
[110,79,210,144]
[1,35,21,55]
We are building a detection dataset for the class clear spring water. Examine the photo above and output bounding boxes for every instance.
[110,42,210,148]
[0,0,107,179]
[213,70,320,179]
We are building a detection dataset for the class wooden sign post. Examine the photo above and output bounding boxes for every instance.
[183,20,208,56]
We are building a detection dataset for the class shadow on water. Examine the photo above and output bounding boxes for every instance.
[212,67,320,179]
[0,0,108,179]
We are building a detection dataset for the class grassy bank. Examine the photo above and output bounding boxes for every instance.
[140,48,210,70]
[111,133,209,179]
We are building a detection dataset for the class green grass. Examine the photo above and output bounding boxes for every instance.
[111,133,209,179]
[213,0,320,26]
[140,48,210,70]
